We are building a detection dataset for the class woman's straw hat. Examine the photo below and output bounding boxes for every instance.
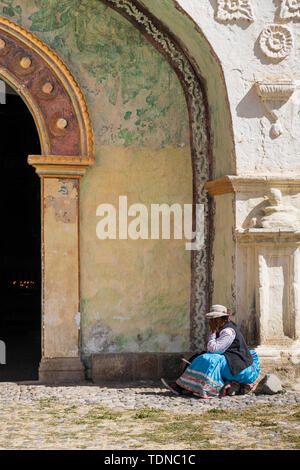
[205,304,232,318]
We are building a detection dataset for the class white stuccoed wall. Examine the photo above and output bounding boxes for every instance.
[176,0,300,175]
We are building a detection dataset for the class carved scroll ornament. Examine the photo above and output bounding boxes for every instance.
[250,188,300,230]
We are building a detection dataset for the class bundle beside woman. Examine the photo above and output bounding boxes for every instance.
[161,305,260,398]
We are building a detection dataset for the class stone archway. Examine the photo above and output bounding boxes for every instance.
[0,16,94,382]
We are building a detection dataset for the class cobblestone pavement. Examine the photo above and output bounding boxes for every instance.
[0,381,299,450]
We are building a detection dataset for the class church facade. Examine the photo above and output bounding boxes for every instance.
[0,0,299,387]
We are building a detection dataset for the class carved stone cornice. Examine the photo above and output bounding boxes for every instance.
[204,175,234,196]
[255,80,295,101]
[28,154,94,177]
[235,229,300,244]
[205,174,300,195]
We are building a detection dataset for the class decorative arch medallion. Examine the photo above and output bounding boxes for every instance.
[0,15,94,159]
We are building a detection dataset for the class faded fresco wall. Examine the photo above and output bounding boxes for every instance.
[139,0,237,315]
[0,1,193,356]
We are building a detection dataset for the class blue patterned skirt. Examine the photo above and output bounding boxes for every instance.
[176,350,260,398]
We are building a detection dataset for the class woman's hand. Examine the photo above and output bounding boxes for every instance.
[209,318,218,335]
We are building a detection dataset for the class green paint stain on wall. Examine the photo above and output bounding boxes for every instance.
[124,111,132,121]
[0,0,189,148]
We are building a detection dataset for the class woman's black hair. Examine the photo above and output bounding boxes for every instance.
[218,315,229,323]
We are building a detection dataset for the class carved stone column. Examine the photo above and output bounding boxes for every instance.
[236,230,300,344]
[28,155,93,383]
[205,175,300,385]
[236,186,300,381]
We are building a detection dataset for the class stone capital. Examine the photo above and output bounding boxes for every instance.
[205,174,300,196]
[28,154,94,178]
[236,229,300,245]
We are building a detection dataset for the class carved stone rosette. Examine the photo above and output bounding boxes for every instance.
[258,24,293,61]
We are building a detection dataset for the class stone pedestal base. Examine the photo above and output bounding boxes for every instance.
[255,344,300,389]
[91,352,191,383]
[39,357,85,384]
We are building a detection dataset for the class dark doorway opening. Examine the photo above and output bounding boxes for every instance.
[0,81,41,381]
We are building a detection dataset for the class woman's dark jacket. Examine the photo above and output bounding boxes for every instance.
[217,320,253,375]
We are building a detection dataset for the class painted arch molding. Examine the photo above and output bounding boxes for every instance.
[0,15,94,167]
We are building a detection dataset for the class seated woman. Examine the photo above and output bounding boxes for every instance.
[161,304,260,398]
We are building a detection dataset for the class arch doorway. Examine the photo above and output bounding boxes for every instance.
[0,81,41,381]
[0,16,94,383]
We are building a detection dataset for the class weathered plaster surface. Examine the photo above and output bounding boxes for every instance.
[45,180,78,224]
[80,145,192,354]
[43,178,80,357]
[211,193,235,309]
